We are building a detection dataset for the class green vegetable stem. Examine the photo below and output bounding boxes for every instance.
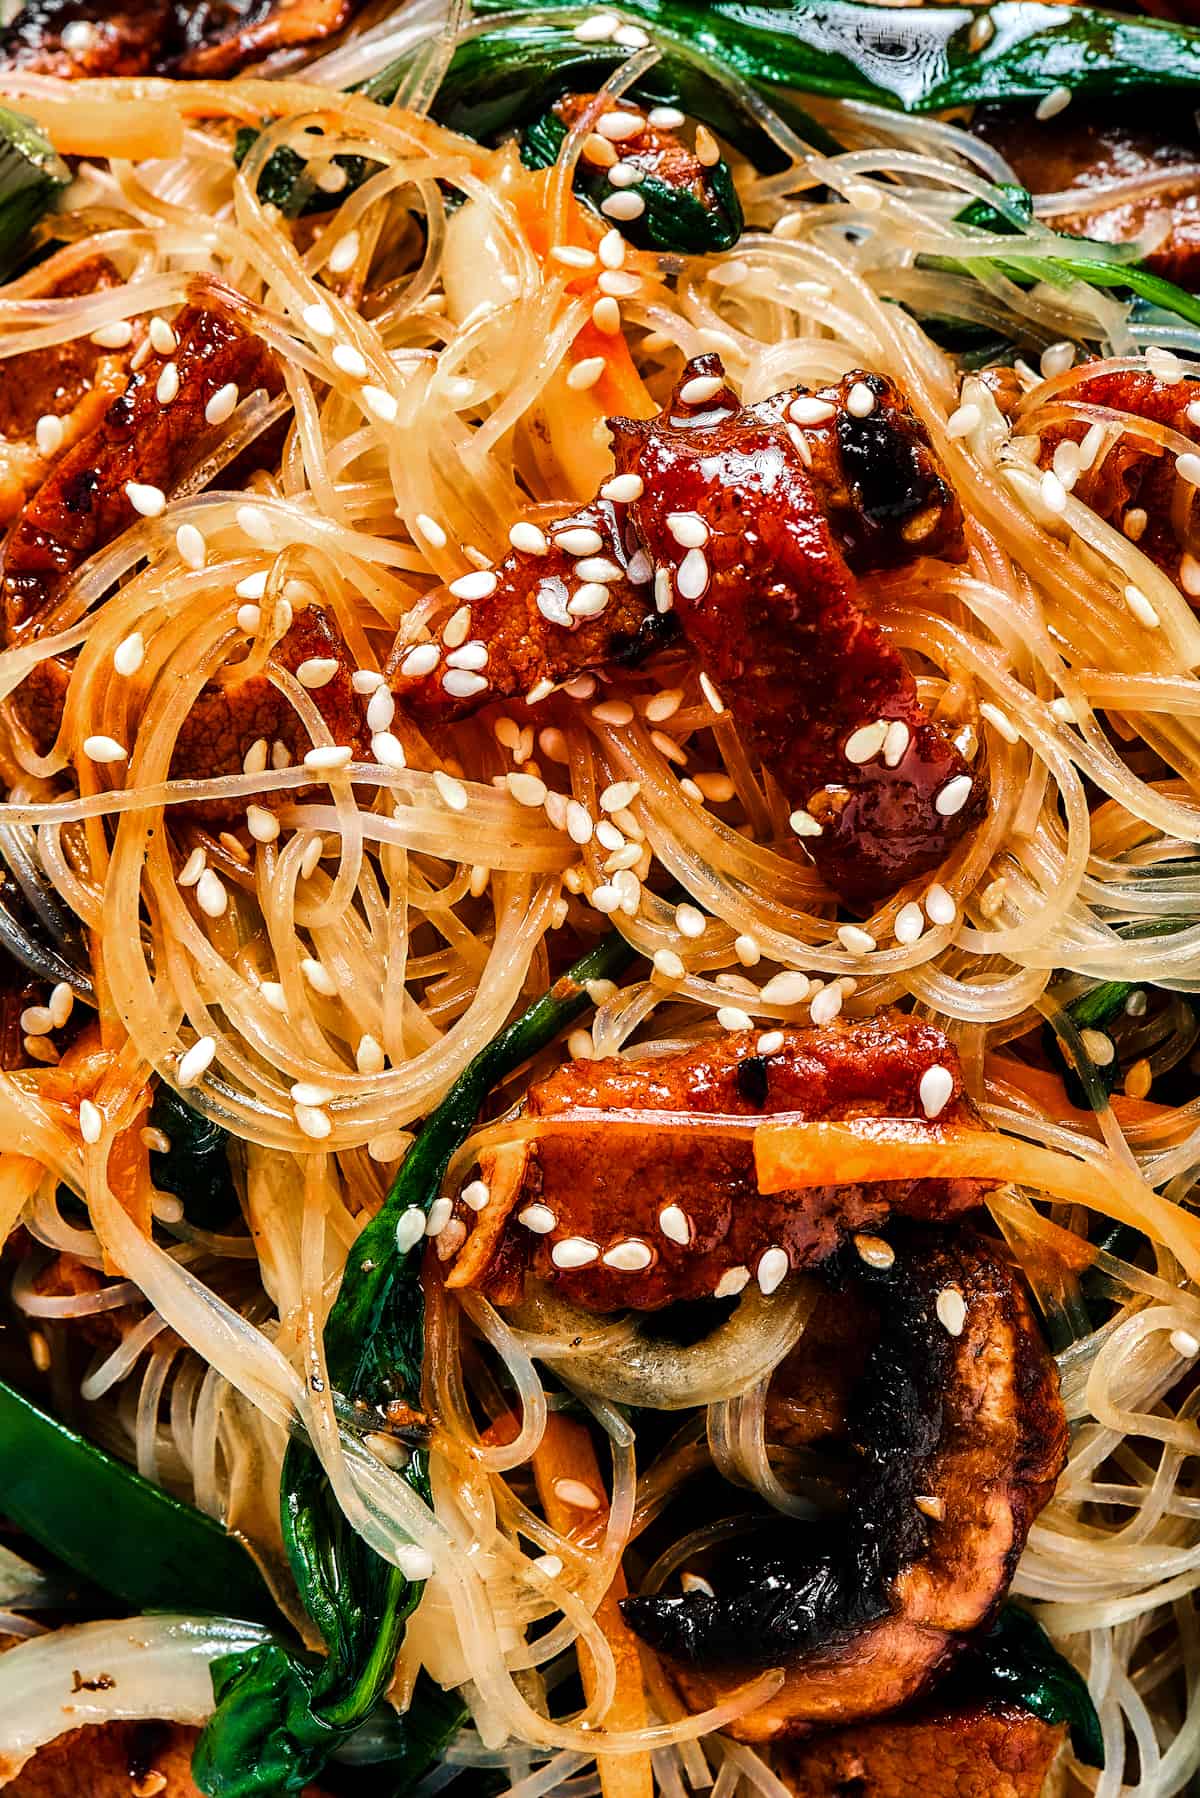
[194,927,637,1795]
[0,103,68,279]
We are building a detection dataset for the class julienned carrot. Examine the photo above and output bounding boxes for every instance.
[533,1413,653,1798]
[986,1054,1177,1135]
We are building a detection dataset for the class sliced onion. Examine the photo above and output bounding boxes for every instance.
[507,1279,818,1410]
[0,1614,270,1781]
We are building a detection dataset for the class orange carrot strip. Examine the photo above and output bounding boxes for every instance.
[534,1414,653,1798]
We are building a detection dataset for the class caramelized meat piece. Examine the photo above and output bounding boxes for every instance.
[1032,368,1199,592]
[975,104,1200,292]
[445,1015,992,1313]
[6,1720,332,1796]
[610,356,981,908]
[764,1282,874,1448]
[776,1701,1065,1797]
[387,496,669,722]
[0,300,366,799]
[0,0,361,78]
[622,1232,1068,1741]
[0,258,133,527]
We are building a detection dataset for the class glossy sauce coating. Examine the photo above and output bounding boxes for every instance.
[1033,367,1200,596]
[776,1701,1065,1797]
[446,1014,991,1313]
[387,494,668,720]
[610,356,982,908]
[0,298,366,805]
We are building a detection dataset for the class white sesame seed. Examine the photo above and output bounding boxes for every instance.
[148,317,176,355]
[715,1265,750,1299]
[809,984,843,1026]
[1035,85,1072,120]
[507,771,548,808]
[627,549,653,584]
[195,869,227,918]
[328,229,360,275]
[394,1206,426,1252]
[1123,507,1148,541]
[837,924,875,957]
[519,1204,557,1234]
[595,227,626,271]
[449,570,497,601]
[936,1286,966,1335]
[35,413,64,458]
[172,523,205,572]
[1180,553,1200,598]
[79,1097,103,1142]
[1079,1027,1116,1067]
[717,1006,754,1031]
[568,582,610,618]
[680,374,724,406]
[551,1237,601,1270]
[674,902,706,939]
[597,110,644,142]
[19,1004,52,1036]
[296,657,339,691]
[259,982,287,1013]
[759,971,808,1006]
[757,1247,789,1296]
[532,1553,564,1580]
[1123,584,1161,629]
[614,21,650,45]
[372,731,406,770]
[110,631,145,678]
[48,983,74,1029]
[659,1204,691,1245]
[1177,451,1200,488]
[425,1199,453,1238]
[237,604,261,636]
[554,1475,602,1509]
[789,396,835,426]
[295,1103,332,1140]
[400,643,440,680]
[1171,1328,1200,1358]
[894,901,925,946]
[567,356,606,392]
[755,1031,783,1058]
[126,481,165,518]
[330,342,369,381]
[446,642,489,673]
[291,1081,335,1107]
[846,380,876,418]
[588,298,623,348]
[919,1063,954,1120]
[178,848,207,890]
[598,475,644,512]
[510,521,549,555]
[178,1036,216,1088]
[551,244,598,269]
[667,511,709,550]
[844,719,888,765]
[603,1238,653,1271]
[445,667,489,700]
[1039,341,1075,380]
[735,934,761,967]
[648,105,686,129]
[244,804,278,843]
[299,836,323,880]
[935,774,974,818]
[298,958,336,998]
[785,807,822,841]
[360,690,393,739]
[91,320,132,349]
[979,701,1019,744]
[676,548,709,599]
[303,745,353,773]
[925,883,956,926]
[362,385,398,423]
[882,719,910,768]
[654,948,686,982]
[600,779,640,813]
[82,734,127,764]
[1040,470,1068,515]
[556,527,605,559]
[433,770,468,811]
[302,301,336,337]
[457,1178,488,1213]
[694,124,721,167]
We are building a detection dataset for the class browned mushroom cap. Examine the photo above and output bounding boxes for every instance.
[444,1014,993,1313]
[621,1231,1068,1742]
